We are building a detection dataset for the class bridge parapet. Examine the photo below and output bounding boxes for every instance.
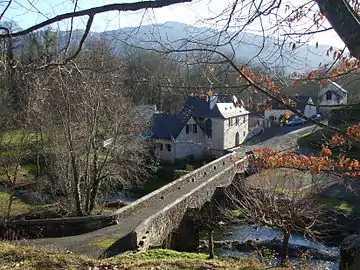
[126,157,247,254]
[112,152,240,223]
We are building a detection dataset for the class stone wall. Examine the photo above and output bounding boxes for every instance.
[131,157,246,251]
[0,214,116,239]
[112,152,238,223]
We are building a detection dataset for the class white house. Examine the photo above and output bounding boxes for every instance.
[264,96,317,127]
[318,80,348,116]
[151,94,250,162]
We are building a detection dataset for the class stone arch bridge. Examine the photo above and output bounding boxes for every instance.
[12,125,317,259]
[15,150,249,258]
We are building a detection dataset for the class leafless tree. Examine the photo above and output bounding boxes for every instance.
[223,169,327,266]
[24,40,153,216]
[0,116,39,220]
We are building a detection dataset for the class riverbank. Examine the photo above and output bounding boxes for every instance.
[0,242,286,270]
[206,225,340,269]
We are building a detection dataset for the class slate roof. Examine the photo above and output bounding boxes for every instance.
[151,94,250,140]
[292,96,314,111]
[181,95,249,119]
[267,96,314,112]
[151,114,187,140]
[330,81,348,93]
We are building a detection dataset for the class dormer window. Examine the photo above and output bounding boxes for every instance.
[326,91,332,101]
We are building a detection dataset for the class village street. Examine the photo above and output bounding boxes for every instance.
[242,122,322,152]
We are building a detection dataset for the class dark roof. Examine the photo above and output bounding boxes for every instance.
[267,96,313,112]
[292,96,313,111]
[151,94,248,140]
[151,114,187,140]
[180,96,222,118]
[181,95,240,119]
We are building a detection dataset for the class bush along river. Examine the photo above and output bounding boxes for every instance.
[199,225,340,269]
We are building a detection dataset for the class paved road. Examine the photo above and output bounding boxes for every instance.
[16,125,319,258]
[239,124,321,154]
[257,123,314,143]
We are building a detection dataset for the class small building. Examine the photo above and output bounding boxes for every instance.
[318,80,348,116]
[151,94,250,162]
[264,96,316,127]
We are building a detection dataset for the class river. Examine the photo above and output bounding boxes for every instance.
[213,225,340,269]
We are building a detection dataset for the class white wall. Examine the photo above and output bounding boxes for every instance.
[304,104,317,117]
[153,139,176,162]
[208,118,225,150]
[318,86,347,116]
[318,84,347,106]
[223,114,249,149]
[174,118,209,160]
[153,114,250,162]
[264,109,290,123]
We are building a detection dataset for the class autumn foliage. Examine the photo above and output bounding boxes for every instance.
[247,129,360,176]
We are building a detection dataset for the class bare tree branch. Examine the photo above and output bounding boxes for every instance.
[0,0,12,20]
[0,0,194,38]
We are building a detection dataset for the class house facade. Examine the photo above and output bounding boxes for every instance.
[151,94,250,162]
[318,80,348,116]
[263,96,316,127]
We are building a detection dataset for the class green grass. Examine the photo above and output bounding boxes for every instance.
[0,164,37,187]
[319,197,356,216]
[89,238,117,249]
[0,192,53,218]
[1,130,42,147]
[118,248,209,261]
[229,209,248,219]
[0,242,281,270]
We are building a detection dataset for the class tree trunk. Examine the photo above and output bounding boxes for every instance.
[280,230,290,266]
[315,0,360,60]
[208,229,214,259]
[6,190,14,220]
[85,147,100,215]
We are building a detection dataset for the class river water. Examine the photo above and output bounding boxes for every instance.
[214,225,340,269]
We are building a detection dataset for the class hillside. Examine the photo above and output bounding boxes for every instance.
[61,21,334,75]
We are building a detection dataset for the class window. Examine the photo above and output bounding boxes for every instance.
[243,117,246,124]
[186,124,198,133]
[228,119,231,126]
[205,118,212,138]
[236,117,239,125]
[159,143,163,151]
[166,144,172,152]
[326,91,332,101]
[243,131,246,137]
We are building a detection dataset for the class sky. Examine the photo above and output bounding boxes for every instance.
[2,0,345,49]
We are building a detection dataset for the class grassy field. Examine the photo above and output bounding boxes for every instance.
[0,242,285,270]
[0,192,54,219]
[0,130,42,188]
[0,164,37,188]
[318,196,360,216]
